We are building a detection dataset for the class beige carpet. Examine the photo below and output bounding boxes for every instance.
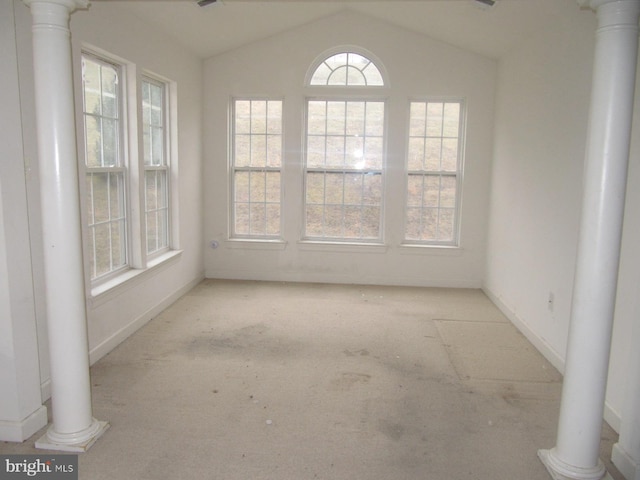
[0,280,623,480]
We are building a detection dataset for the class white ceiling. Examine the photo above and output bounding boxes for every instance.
[106,0,590,60]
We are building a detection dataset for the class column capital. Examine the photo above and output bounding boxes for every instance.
[22,0,89,12]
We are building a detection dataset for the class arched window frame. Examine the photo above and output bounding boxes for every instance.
[305,46,389,88]
[302,47,390,243]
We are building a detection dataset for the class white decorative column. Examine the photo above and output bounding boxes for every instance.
[538,1,640,479]
[23,0,109,452]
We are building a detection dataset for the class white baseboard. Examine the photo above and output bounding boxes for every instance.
[612,442,639,480]
[205,269,482,289]
[88,276,204,365]
[482,286,621,434]
[0,405,48,442]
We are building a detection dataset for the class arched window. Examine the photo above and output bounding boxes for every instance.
[309,51,385,87]
[304,49,387,242]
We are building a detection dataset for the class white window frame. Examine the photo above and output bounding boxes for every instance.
[142,75,172,258]
[80,52,130,282]
[303,47,389,244]
[403,98,465,247]
[303,96,387,243]
[229,97,284,241]
[78,46,181,301]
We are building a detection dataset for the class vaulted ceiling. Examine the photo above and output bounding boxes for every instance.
[108,0,591,60]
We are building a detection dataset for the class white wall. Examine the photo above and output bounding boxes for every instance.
[0,0,47,441]
[484,1,640,433]
[12,0,205,395]
[203,10,497,288]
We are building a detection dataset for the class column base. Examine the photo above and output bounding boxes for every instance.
[35,418,109,452]
[538,449,608,480]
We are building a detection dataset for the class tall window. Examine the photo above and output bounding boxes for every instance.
[304,51,386,242]
[305,100,384,240]
[405,100,463,245]
[142,77,170,255]
[231,99,283,238]
[82,54,127,279]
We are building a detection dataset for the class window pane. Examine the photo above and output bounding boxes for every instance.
[250,204,266,234]
[85,116,102,168]
[92,173,109,224]
[325,205,343,237]
[425,138,442,171]
[325,173,343,204]
[146,171,157,211]
[407,175,423,207]
[362,206,380,238]
[235,135,251,167]
[235,204,249,235]
[250,135,267,167]
[83,60,101,115]
[102,118,118,167]
[440,176,457,208]
[265,172,280,203]
[442,139,458,171]
[326,102,346,135]
[364,137,383,169]
[235,171,249,202]
[146,211,157,253]
[424,176,440,207]
[363,173,382,205]
[443,103,460,137]
[308,101,326,135]
[249,171,266,202]
[345,136,365,169]
[266,204,280,236]
[326,136,345,167]
[306,172,325,204]
[101,65,118,119]
[427,103,444,137]
[408,137,424,171]
[409,102,426,137]
[365,103,385,136]
[267,101,282,134]
[235,101,251,134]
[306,205,324,236]
[346,102,365,136]
[151,126,164,166]
[344,173,363,204]
[344,205,362,237]
[307,136,326,168]
[267,135,281,168]
[346,66,366,86]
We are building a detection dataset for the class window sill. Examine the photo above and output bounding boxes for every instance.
[398,244,464,256]
[298,240,388,254]
[224,239,288,250]
[89,249,183,308]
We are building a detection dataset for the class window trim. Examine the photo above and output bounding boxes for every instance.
[77,44,180,299]
[305,45,389,88]
[229,96,285,241]
[141,74,172,259]
[402,97,466,248]
[302,95,388,244]
[80,51,131,283]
